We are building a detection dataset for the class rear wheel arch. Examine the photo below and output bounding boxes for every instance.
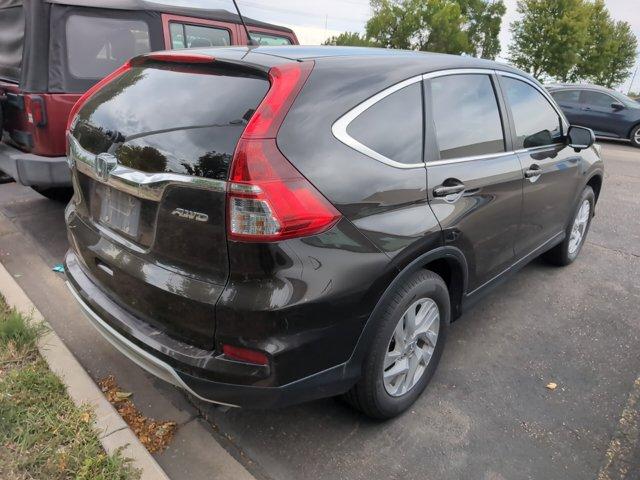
[347,247,468,373]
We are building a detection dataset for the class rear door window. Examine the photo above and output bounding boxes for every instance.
[66,15,151,79]
[346,82,423,165]
[430,74,505,159]
[250,32,292,46]
[551,90,581,103]
[169,23,231,48]
[502,77,562,149]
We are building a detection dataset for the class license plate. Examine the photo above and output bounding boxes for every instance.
[98,185,141,237]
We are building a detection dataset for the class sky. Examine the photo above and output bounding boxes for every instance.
[171,0,640,92]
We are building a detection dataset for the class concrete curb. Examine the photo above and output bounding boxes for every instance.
[0,263,170,480]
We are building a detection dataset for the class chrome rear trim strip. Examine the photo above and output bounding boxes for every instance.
[66,280,239,408]
[68,135,226,201]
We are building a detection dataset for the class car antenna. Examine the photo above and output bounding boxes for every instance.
[231,0,256,46]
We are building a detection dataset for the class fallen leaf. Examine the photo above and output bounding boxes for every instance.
[114,391,132,401]
[546,382,558,391]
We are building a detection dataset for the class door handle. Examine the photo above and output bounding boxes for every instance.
[433,181,466,197]
[524,165,542,179]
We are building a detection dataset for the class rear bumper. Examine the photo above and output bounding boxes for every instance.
[65,250,359,409]
[0,141,70,187]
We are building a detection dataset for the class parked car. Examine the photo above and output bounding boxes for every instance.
[547,83,640,148]
[0,0,297,200]
[64,46,603,419]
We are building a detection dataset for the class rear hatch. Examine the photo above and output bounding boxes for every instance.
[67,56,270,349]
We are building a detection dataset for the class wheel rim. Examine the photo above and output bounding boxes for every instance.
[383,298,439,397]
[568,199,590,255]
[634,129,640,145]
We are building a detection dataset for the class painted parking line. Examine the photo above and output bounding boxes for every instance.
[597,376,640,480]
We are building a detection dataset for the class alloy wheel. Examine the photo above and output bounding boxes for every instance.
[568,199,590,255]
[383,298,440,397]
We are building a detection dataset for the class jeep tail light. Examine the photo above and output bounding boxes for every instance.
[227,60,341,242]
[66,61,132,136]
[25,95,46,127]
[222,344,268,365]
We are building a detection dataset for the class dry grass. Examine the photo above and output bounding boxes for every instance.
[0,298,139,479]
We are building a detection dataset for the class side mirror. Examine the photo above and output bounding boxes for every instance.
[567,125,595,152]
[611,102,625,111]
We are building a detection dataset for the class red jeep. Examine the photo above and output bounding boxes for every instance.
[0,0,298,199]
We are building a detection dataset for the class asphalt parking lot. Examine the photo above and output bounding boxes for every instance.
[0,141,638,480]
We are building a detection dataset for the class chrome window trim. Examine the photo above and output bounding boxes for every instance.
[332,68,571,169]
[68,135,227,202]
[426,150,515,167]
[331,75,425,169]
[422,68,497,80]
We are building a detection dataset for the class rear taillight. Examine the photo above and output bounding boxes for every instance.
[24,95,46,127]
[227,61,341,242]
[66,61,132,137]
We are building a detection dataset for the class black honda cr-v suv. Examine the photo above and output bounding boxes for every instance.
[65,46,603,419]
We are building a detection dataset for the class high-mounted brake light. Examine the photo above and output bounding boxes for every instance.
[66,61,131,136]
[227,60,341,242]
[145,52,215,63]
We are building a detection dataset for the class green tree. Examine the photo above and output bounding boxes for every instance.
[322,32,376,47]
[459,0,507,59]
[363,0,505,58]
[572,1,638,87]
[508,0,590,81]
[595,21,638,88]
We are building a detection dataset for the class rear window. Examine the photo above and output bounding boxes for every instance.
[66,15,151,79]
[73,63,269,179]
[169,22,231,48]
[250,32,292,46]
[551,90,580,103]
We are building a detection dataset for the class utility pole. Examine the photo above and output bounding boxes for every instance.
[628,62,639,95]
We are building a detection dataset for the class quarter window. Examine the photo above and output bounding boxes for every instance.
[66,15,151,79]
[431,74,505,159]
[169,23,231,49]
[502,77,562,149]
[346,82,423,165]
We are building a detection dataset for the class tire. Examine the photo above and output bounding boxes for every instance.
[630,124,640,148]
[543,186,595,266]
[344,270,450,419]
[30,186,73,203]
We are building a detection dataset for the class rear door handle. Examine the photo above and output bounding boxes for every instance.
[433,183,466,197]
